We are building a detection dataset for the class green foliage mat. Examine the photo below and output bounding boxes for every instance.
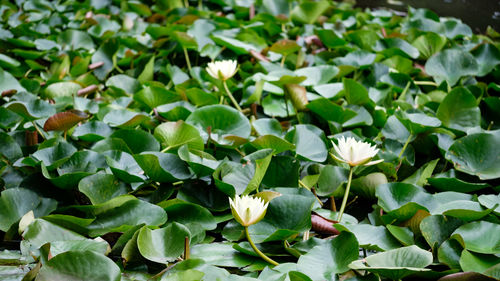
[0,0,500,280]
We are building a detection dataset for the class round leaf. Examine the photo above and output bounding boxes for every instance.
[451,221,500,254]
[297,232,359,280]
[134,152,192,182]
[72,121,113,142]
[43,110,89,132]
[36,251,120,281]
[0,188,57,232]
[445,133,500,180]
[425,49,479,86]
[186,105,251,145]
[349,245,433,280]
[44,82,82,99]
[154,121,204,152]
[137,223,191,264]
[436,87,480,132]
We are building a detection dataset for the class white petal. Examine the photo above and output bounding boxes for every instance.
[363,159,384,166]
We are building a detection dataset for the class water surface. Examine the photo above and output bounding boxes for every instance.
[355,0,500,32]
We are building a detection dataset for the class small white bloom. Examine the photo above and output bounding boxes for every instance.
[18,210,35,234]
[229,195,268,227]
[206,60,238,81]
[331,136,383,167]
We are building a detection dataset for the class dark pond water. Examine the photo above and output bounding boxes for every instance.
[356,0,500,32]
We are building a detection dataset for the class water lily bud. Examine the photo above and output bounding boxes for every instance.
[229,194,269,227]
[18,210,35,234]
[206,60,238,81]
[331,136,383,167]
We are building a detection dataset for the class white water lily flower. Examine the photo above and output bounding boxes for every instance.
[206,60,238,81]
[229,195,268,227]
[331,136,383,167]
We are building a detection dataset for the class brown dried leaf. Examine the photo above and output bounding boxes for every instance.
[43,110,89,132]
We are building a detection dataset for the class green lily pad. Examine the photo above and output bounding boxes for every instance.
[248,188,315,243]
[0,132,22,161]
[106,74,141,96]
[315,165,349,197]
[190,243,258,268]
[451,221,500,254]
[411,32,447,59]
[105,150,146,183]
[82,195,168,236]
[40,150,104,189]
[335,224,401,251]
[436,87,480,132]
[0,107,22,130]
[396,110,441,134]
[137,223,191,264]
[445,132,500,180]
[102,109,149,128]
[21,218,87,251]
[186,105,251,145]
[294,65,338,86]
[250,135,295,155]
[78,173,128,204]
[471,43,500,77]
[91,39,118,80]
[425,49,479,86]
[428,169,491,193]
[460,250,500,280]
[343,78,371,105]
[49,239,110,257]
[285,124,328,162]
[110,129,160,153]
[134,86,179,110]
[351,172,388,199]
[31,141,77,170]
[154,121,204,152]
[0,188,57,232]
[5,96,55,120]
[156,101,196,121]
[0,67,26,93]
[297,232,359,280]
[178,145,220,177]
[213,150,273,196]
[349,246,433,280]
[290,0,329,24]
[420,215,464,251]
[374,38,420,59]
[478,194,500,215]
[306,98,356,124]
[269,39,300,56]
[438,239,463,269]
[334,50,377,68]
[134,152,192,182]
[44,82,82,99]
[0,54,20,69]
[57,29,95,51]
[36,251,120,281]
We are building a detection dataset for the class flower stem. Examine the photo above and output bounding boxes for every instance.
[280,55,287,68]
[398,134,413,160]
[184,236,190,260]
[337,167,354,222]
[183,47,192,74]
[414,81,437,86]
[223,80,242,112]
[244,226,278,266]
[31,121,46,140]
